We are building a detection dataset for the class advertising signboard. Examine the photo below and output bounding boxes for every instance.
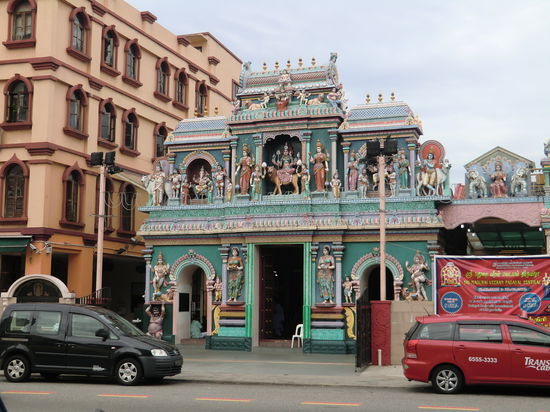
[434,256,550,328]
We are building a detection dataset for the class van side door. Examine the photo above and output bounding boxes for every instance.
[29,310,67,370]
[452,323,510,384]
[65,312,118,375]
[507,323,550,384]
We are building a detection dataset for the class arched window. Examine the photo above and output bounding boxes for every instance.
[66,86,87,133]
[67,8,91,62]
[197,82,208,116]
[156,59,170,97]
[122,109,139,151]
[99,100,116,142]
[123,40,142,87]
[155,125,167,158]
[174,69,188,108]
[60,164,84,228]
[120,184,135,233]
[103,31,115,66]
[65,171,80,223]
[4,164,24,218]
[5,0,36,48]
[12,1,32,40]
[72,14,85,52]
[6,81,28,122]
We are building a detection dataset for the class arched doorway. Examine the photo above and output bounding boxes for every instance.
[360,265,395,301]
[1,274,74,311]
[175,264,207,342]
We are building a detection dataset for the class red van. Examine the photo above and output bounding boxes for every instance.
[402,314,550,394]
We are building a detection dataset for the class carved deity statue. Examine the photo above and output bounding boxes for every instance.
[330,172,341,198]
[405,251,430,301]
[181,175,190,205]
[149,164,166,206]
[317,245,335,304]
[347,150,359,191]
[227,247,245,302]
[387,165,397,197]
[151,252,170,300]
[250,164,266,201]
[146,303,165,339]
[396,148,410,189]
[236,144,254,195]
[296,89,310,106]
[490,161,507,198]
[213,276,223,302]
[510,167,528,197]
[417,150,437,194]
[342,276,354,304]
[299,162,311,198]
[214,166,227,198]
[358,167,369,198]
[193,166,211,199]
[309,141,329,192]
[168,170,182,199]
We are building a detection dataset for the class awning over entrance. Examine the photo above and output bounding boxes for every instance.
[0,236,31,253]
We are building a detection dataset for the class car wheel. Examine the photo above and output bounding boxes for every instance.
[115,358,143,386]
[4,354,31,383]
[40,372,59,380]
[431,365,464,394]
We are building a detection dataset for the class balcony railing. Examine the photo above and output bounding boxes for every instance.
[76,287,112,307]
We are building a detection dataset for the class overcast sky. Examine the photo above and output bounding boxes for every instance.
[128,0,550,184]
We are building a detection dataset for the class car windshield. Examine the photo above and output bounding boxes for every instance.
[99,311,145,337]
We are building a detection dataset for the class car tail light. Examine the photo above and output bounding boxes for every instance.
[406,339,418,359]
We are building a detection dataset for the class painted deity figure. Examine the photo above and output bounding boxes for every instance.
[330,172,341,198]
[236,144,254,195]
[418,151,437,194]
[150,164,166,206]
[226,180,233,202]
[300,164,311,198]
[397,148,410,189]
[151,252,170,299]
[193,166,211,198]
[405,251,430,301]
[168,170,182,199]
[347,150,359,191]
[213,277,223,302]
[146,303,165,339]
[207,179,214,203]
[272,143,298,187]
[387,165,397,197]
[490,161,507,198]
[296,89,310,106]
[227,247,245,302]
[214,166,227,198]
[358,167,369,198]
[309,141,329,192]
[317,245,335,304]
[181,175,190,205]
[342,276,354,304]
[250,164,266,201]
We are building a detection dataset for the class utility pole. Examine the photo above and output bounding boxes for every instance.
[378,138,387,301]
[90,151,121,293]
[96,164,106,292]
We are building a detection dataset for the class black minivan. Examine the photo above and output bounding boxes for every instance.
[0,303,182,385]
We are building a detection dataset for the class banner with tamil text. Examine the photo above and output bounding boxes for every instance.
[434,256,550,328]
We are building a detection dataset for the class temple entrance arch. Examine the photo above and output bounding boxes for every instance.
[1,274,74,312]
[170,252,216,343]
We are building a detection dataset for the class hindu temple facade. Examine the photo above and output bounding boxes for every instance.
[138,54,550,361]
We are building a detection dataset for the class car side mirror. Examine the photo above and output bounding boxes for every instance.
[95,328,109,341]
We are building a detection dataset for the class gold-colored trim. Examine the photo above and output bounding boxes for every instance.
[344,307,356,339]
[212,305,221,335]
[311,313,344,320]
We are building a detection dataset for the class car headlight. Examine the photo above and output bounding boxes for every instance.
[151,349,168,357]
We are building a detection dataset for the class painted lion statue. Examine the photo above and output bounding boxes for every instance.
[466,169,487,198]
[510,167,528,197]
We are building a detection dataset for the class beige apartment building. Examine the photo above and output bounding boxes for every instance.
[0,0,241,315]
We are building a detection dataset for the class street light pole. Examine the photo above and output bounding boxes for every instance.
[96,164,106,292]
[378,140,387,301]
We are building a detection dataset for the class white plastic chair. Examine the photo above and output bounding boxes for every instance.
[291,324,303,348]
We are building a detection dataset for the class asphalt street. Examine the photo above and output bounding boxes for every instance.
[1,375,550,412]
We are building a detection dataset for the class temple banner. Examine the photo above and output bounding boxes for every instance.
[434,256,550,327]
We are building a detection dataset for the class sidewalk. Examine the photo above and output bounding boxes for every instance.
[175,343,425,389]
